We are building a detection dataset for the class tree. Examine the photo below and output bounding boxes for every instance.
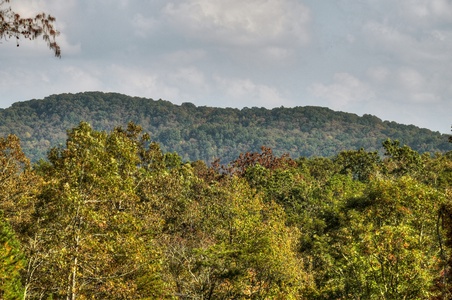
[0,134,41,232]
[335,177,445,299]
[0,211,25,300]
[161,176,309,299]
[227,146,296,176]
[0,134,47,300]
[30,122,166,299]
[0,0,61,57]
[334,148,381,182]
[382,139,423,177]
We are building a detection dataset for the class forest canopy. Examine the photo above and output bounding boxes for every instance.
[1,121,452,298]
[0,91,450,163]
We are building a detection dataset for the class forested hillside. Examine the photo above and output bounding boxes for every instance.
[2,122,452,298]
[0,91,450,162]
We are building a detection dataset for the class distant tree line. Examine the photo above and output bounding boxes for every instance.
[0,91,450,163]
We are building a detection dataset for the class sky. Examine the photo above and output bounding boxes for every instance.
[1,0,452,133]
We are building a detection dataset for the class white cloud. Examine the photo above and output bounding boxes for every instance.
[394,68,442,104]
[8,0,58,16]
[308,72,376,110]
[214,76,290,108]
[107,65,179,100]
[363,21,412,54]
[4,0,81,57]
[3,0,452,134]
[163,0,311,47]
[410,92,439,104]
[367,66,390,83]
[168,67,209,93]
[260,46,294,62]
[61,66,103,90]
[396,68,424,91]
[402,0,452,21]
[346,34,355,44]
[7,0,79,29]
[366,65,443,105]
[431,30,446,42]
[0,63,104,106]
[362,19,452,64]
[161,49,207,65]
[131,13,158,38]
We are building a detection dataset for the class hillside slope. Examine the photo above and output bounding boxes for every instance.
[0,91,450,162]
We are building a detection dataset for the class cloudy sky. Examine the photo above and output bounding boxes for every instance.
[1,0,452,133]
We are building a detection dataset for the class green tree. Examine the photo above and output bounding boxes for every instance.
[0,134,41,232]
[300,174,365,299]
[382,139,423,177]
[30,122,165,299]
[162,176,309,299]
[335,177,444,299]
[0,134,44,300]
[0,211,25,300]
[334,148,381,182]
[419,151,452,189]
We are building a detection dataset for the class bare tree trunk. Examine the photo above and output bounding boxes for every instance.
[67,234,79,300]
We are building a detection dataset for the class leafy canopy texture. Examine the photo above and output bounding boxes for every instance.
[1,92,450,163]
[0,0,60,57]
[30,122,165,299]
[2,122,452,298]
[0,211,25,300]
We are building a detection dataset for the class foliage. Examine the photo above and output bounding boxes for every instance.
[0,211,25,299]
[334,177,444,299]
[0,0,61,57]
[0,121,452,298]
[0,134,41,231]
[28,122,166,299]
[0,92,450,163]
[383,139,423,177]
[165,176,308,299]
[334,148,381,182]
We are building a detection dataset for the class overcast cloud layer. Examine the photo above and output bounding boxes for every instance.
[1,0,451,133]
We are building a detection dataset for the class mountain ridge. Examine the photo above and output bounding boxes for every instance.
[0,91,450,162]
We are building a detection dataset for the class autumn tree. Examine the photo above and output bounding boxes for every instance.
[0,211,25,299]
[29,122,166,299]
[158,175,310,299]
[0,0,61,57]
[334,148,381,182]
[227,146,296,176]
[0,134,41,232]
[382,139,423,177]
[0,134,43,300]
[334,177,445,299]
